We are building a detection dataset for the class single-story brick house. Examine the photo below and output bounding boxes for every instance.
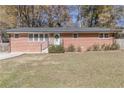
[6,27,122,53]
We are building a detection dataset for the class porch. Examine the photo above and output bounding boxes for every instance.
[41,33,63,53]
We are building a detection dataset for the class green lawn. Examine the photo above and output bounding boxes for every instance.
[0,51,124,87]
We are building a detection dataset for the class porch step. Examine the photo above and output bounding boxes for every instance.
[42,48,48,53]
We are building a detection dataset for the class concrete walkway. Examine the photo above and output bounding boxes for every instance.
[0,53,24,60]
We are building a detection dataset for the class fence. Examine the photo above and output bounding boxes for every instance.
[0,43,10,52]
[41,41,49,50]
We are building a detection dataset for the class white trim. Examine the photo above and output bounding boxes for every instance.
[39,34,44,42]
[43,34,49,42]
[98,33,110,39]
[54,33,61,45]
[14,33,19,38]
[72,33,79,38]
[28,33,34,42]
[34,33,39,42]
[54,33,60,38]
[28,33,49,42]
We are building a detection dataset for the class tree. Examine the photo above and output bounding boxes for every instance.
[98,6,115,27]
[38,5,71,27]
[77,5,99,27]
[1,5,124,28]
[0,6,17,29]
[0,5,71,28]
[77,5,119,28]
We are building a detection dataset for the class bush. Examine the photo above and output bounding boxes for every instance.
[104,44,111,51]
[67,44,75,52]
[77,46,81,52]
[100,43,119,51]
[48,45,56,53]
[87,47,92,51]
[110,42,120,50]
[92,44,100,51]
[48,45,65,53]
[100,44,106,51]
[87,42,120,52]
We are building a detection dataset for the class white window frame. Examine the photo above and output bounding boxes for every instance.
[104,33,109,38]
[34,33,39,41]
[98,33,110,39]
[73,33,79,38]
[44,34,49,41]
[39,34,44,41]
[14,33,19,38]
[28,33,34,42]
[28,33,49,42]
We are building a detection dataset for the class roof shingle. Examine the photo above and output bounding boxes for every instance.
[6,27,122,33]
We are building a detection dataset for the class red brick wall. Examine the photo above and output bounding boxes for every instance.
[61,33,114,51]
[10,33,42,52]
[9,33,114,52]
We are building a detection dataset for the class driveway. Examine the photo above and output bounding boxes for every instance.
[0,53,23,60]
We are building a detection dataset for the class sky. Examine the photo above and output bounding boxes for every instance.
[67,5,80,24]
[69,6,78,23]
[117,18,124,27]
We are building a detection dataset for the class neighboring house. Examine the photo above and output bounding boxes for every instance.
[6,27,121,53]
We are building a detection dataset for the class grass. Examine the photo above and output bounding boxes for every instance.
[0,51,124,87]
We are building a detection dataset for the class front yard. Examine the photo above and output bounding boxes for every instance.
[0,51,124,87]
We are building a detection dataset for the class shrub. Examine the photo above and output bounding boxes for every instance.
[67,44,75,52]
[87,47,92,51]
[110,42,120,50]
[48,45,56,53]
[48,45,65,53]
[87,43,120,52]
[55,45,65,53]
[104,44,111,51]
[100,44,106,51]
[77,46,81,52]
[92,44,100,51]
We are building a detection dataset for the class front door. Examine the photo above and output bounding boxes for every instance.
[54,34,61,45]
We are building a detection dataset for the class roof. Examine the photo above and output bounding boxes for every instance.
[6,27,122,33]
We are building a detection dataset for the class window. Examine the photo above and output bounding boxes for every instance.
[104,33,109,38]
[99,33,103,38]
[28,33,49,42]
[34,34,38,41]
[73,33,78,38]
[120,34,124,39]
[14,34,19,38]
[99,33,109,38]
[44,34,48,41]
[39,34,43,41]
[29,34,33,41]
